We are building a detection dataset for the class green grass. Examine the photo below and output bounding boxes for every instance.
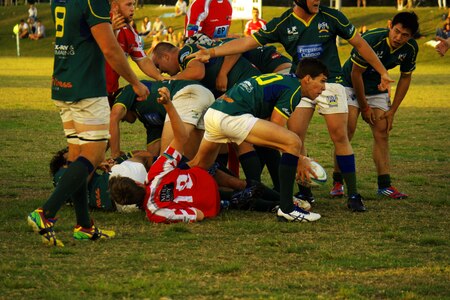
[1,4,450,300]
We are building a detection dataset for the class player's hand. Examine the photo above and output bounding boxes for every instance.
[296,156,317,186]
[111,13,126,31]
[378,72,394,93]
[186,45,212,63]
[157,87,171,104]
[133,81,150,101]
[435,36,449,57]
[216,72,228,92]
[380,110,395,133]
[361,106,376,125]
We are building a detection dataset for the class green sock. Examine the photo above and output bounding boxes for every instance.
[279,153,298,213]
[43,158,92,220]
[377,174,391,189]
[297,183,312,197]
[71,179,91,228]
[255,146,281,191]
[342,172,357,196]
[333,172,343,184]
[239,151,262,182]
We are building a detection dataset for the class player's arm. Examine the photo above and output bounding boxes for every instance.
[172,59,205,81]
[348,34,394,91]
[157,87,188,154]
[381,72,412,133]
[351,63,376,125]
[109,104,128,159]
[91,23,149,100]
[136,57,164,81]
[186,36,259,62]
[216,54,241,92]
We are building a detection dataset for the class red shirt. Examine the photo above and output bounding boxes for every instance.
[244,19,266,36]
[105,24,146,94]
[144,146,220,223]
[184,0,232,38]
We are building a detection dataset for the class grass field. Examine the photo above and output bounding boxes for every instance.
[0,4,449,300]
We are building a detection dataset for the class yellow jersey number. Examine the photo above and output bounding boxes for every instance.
[54,6,66,38]
[254,73,284,86]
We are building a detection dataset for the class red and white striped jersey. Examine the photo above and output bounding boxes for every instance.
[184,0,232,39]
[144,146,220,223]
[105,24,146,94]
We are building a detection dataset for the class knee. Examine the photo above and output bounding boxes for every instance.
[282,132,302,155]
[330,130,349,145]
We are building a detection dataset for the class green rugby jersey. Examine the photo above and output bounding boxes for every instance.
[342,28,418,95]
[179,43,260,94]
[210,73,301,119]
[51,0,111,101]
[253,6,356,83]
[114,80,202,143]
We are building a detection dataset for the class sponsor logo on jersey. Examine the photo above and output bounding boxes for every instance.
[318,22,329,33]
[297,44,323,59]
[218,94,234,103]
[54,44,75,56]
[287,26,298,35]
[282,107,291,116]
[179,50,191,63]
[238,80,254,93]
[398,53,407,62]
[376,50,384,58]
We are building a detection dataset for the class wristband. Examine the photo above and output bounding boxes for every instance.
[209,48,216,58]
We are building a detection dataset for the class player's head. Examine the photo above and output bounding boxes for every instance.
[294,0,320,15]
[151,42,181,76]
[109,175,146,207]
[252,7,260,18]
[111,0,135,24]
[389,12,418,48]
[296,57,328,100]
[49,147,69,177]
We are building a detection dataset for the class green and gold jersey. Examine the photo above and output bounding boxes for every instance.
[342,28,418,95]
[253,6,356,82]
[51,0,111,101]
[178,43,260,94]
[114,80,202,143]
[210,73,301,119]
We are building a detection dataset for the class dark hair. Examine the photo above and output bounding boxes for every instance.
[152,42,177,58]
[392,12,419,35]
[49,147,68,177]
[295,57,329,79]
[108,176,146,207]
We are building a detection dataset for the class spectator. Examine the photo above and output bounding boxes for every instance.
[164,26,179,46]
[436,18,450,39]
[357,0,366,7]
[18,19,29,39]
[28,3,37,21]
[151,17,166,36]
[397,0,403,10]
[27,17,37,34]
[175,0,187,17]
[139,16,151,37]
[29,19,45,40]
[437,0,447,9]
[244,7,266,36]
